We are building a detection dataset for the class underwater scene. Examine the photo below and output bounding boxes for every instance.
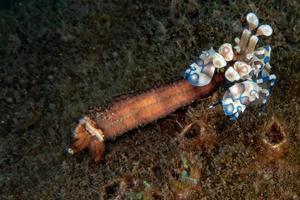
[1,0,300,199]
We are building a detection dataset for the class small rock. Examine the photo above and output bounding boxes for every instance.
[6,97,13,103]
[112,51,119,58]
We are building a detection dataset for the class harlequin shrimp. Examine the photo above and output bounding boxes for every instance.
[184,13,276,120]
[69,13,276,162]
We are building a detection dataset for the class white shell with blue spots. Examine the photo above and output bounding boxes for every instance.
[183,13,276,120]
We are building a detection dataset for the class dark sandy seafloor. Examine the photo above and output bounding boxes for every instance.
[1,0,300,199]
